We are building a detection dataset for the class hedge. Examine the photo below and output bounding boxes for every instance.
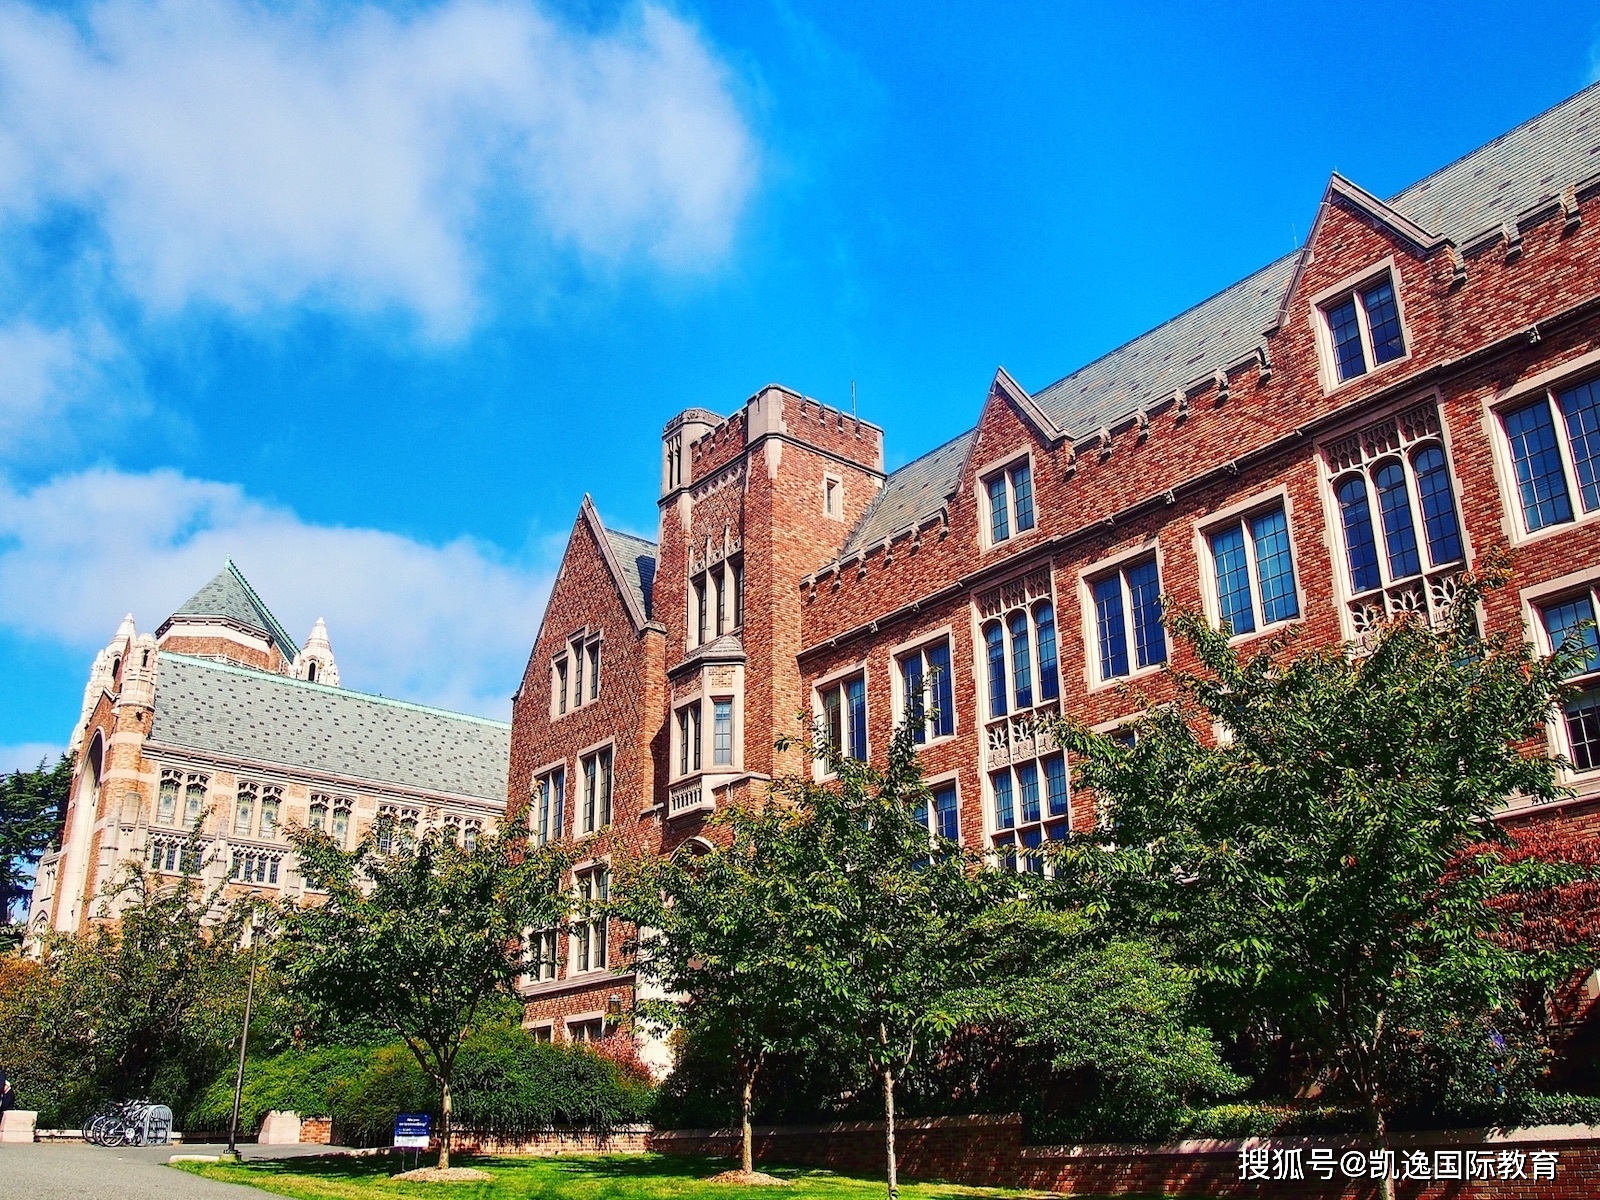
[186,1025,653,1141]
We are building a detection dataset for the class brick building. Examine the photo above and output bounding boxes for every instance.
[30,560,509,938]
[514,84,1600,1049]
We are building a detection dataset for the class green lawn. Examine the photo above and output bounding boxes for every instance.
[171,1153,1074,1200]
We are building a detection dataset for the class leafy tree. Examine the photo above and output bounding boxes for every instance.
[615,803,819,1173]
[942,904,1244,1142]
[0,851,255,1121]
[773,721,1003,1199]
[1050,565,1574,1200]
[279,819,570,1168]
[1,753,71,924]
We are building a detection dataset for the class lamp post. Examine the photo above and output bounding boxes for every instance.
[227,914,265,1156]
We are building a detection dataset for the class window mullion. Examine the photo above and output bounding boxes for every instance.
[1119,571,1137,669]
[1549,392,1586,509]
[1240,519,1262,626]
[1354,287,1376,370]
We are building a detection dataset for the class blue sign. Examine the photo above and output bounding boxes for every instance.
[393,1112,432,1148]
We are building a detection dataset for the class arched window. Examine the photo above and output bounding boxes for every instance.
[1007,611,1033,709]
[331,803,351,846]
[233,783,256,837]
[307,662,317,682]
[1034,602,1059,702]
[1335,474,1382,593]
[183,775,207,827]
[308,799,328,831]
[984,622,1006,718]
[1373,459,1422,580]
[157,771,179,826]
[259,789,281,839]
[1411,444,1464,566]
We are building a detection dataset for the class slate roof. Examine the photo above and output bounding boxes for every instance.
[604,528,657,619]
[168,560,301,657]
[149,653,510,802]
[837,81,1600,563]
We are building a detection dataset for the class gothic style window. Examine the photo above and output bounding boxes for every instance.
[331,802,351,847]
[1323,402,1467,640]
[1206,502,1299,636]
[982,602,1060,717]
[463,821,480,852]
[1501,377,1600,534]
[233,782,256,837]
[554,656,569,715]
[259,787,281,839]
[899,638,955,743]
[983,458,1036,545]
[580,747,613,835]
[1320,272,1407,384]
[308,795,329,832]
[990,753,1070,873]
[1090,557,1166,682]
[182,774,208,828]
[157,771,180,826]
[534,767,566,846]
[690,556,743,647]
[819,674,867,763]
[1537,589,1600,771]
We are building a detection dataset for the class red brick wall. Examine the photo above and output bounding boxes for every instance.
[649,1116,1600,1198]
[508,502,667,1034]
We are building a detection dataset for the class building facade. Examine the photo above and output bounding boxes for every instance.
[513,83,1600,1047]
[30,561,509,938]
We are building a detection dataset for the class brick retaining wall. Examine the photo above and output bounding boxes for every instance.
[646,1115,1600,1198]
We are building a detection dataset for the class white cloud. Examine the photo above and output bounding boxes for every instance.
[0,0,757,336]
[0,467,555,720]
[0,741,63,774]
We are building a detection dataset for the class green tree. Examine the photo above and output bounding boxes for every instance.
[615,804,818,1174]
[0,847,254,1121]
[943,904,1244,1142]
[1051,565,1574,1199]
[279,819,570,1168]
[1,753,71,925]
[774,721,1002,1199]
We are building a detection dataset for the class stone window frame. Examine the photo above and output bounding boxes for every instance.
[530,759,568,846]
[986,752,1071,876]
[1520,563,1600,793]
[577,739,615,838]
[551,627,603,719]
[523,926,560,986]
[975,448,1039,551]
[823,472,844,521]
[889,625,959,747]
[569,859,612,978]
[672,699,703,781]
[1077,538,1168,692]
[1315,393,1471,645]
[566,1013,606,1043]
[156,768,182,826]
[811,659,870,780]
[1192,485,1305,645]
[1483,345,1600,547]
[689,554,744,646]
[911,769,962,847]
[1307,256,1413,393]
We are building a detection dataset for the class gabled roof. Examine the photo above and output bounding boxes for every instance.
[150,652,509,802]
[580,496,657,629]
[166,559,300,656]
[834,81,1600,569]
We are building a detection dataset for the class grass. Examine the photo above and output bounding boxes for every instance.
[170,1153,1077,1200]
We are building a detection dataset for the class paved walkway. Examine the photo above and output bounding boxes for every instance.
[0,1141,348,1199]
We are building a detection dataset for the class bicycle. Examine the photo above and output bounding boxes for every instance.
[82,1098,167,1146]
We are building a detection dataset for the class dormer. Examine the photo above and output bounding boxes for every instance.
[291,618,341,686]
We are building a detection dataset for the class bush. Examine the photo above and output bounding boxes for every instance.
[184,1046,378,1134]
[186,1024,654,1143]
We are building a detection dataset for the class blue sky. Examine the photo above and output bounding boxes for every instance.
[2,0,1597,768]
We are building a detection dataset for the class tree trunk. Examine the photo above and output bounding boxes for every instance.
[882,1065,898,1200]
[1369,1100,1393,1200]
[741,1069,755,1174]
[439,1076,452,1170]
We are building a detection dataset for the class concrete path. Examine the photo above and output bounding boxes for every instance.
[1,1141,350,1199]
